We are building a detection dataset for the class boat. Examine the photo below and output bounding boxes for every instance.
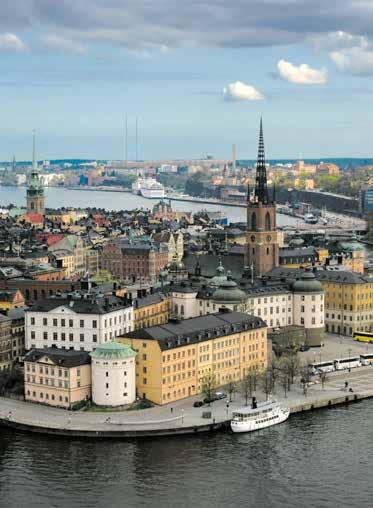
[230,398,289,433]
[132,177,165,199]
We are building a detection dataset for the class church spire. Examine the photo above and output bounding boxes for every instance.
[32,129,37,171]
[254,118,269,204]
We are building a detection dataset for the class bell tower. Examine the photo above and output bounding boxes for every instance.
[26,130,45,215]
[246,119,279,276]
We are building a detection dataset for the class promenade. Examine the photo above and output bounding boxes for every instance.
[1,365,373,438]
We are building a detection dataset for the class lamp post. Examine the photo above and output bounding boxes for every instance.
[348,348,352,372]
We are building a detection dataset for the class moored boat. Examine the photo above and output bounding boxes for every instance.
[231,398,289,433]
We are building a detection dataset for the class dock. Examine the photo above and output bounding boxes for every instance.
[1,367,372,438]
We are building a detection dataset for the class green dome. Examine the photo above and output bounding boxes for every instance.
[292,268,323,293]
[90,341,136,360]
[339,241,363,252]
[212,279,246,303]
[210,262,227,286]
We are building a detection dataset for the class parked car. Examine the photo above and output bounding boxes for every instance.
[193,400,204,407]
[214,392,227,400]
[299,344,310,352]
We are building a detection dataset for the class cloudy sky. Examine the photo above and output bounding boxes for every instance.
[2,0,373,160]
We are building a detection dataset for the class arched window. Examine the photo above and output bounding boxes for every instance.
[251,213,257,231]
[174,304,179,315]
[265,212,271,230]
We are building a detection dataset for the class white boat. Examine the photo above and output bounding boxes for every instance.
[304,213,318,224]
[230,399,289,433]
[132,177,165,199]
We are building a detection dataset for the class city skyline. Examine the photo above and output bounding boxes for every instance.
[2,2,373,159]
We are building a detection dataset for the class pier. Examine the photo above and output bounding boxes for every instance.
[1,366,372,438]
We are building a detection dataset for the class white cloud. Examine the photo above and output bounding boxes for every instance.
[311,31,367,52]
[277,59,327,84]
[223,81,264,101]
[40,34,87,54]
[0,32,28,53]
[330,46,373,75]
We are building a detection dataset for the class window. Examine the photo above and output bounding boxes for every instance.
[106,383,109,389]
[106,372,109,377]
[93,334,97,342]
[143,378,147,384]
[61,333,66,341]
[69,319,73,327]
[143,354,147,361]
[43,318,47,326]
[80,334,84,342]
[31,331,35,339]
[31,317,35,325]
[93,320,97,328]
[69,333,73,342]
[80,320,84,328]
[43,332,48,340]
[53,318,57,326]
[53,332,58,341]
[77,369,81,377]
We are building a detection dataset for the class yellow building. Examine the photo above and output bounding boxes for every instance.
[133,293,171,330]
[50,249,75,278]
[318,271,373,336]
[24,348,91,409]
[119,310,267,405]
[0,289,25,311]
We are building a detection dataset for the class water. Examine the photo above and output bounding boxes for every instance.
[0,401,372,508]
[0,186,299,225]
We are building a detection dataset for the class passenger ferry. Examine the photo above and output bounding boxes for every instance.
[231,399,290,433]
[132,177,165,199]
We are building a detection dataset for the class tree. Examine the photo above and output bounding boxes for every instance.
[299,364,312,397]
[227,380,237,402]
[278,368,289,398]
[201,372,217,406]
[318,370,328,390]
[260,369,273,401]
[240,372,254,406]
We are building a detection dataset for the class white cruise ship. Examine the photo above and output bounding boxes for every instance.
[132,177,165,199]
[231,399,289,433]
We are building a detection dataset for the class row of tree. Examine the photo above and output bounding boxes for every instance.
[201,351,328,405]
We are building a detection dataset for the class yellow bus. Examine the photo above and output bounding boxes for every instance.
[353,331,373,343]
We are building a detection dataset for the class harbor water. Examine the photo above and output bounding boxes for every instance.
[0,400,372,507]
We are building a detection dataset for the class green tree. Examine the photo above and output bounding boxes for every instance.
[201,372,217,406]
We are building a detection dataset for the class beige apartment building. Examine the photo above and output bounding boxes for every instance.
[24,348,91,409]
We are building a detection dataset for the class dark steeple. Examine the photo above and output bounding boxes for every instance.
[254,118,269,204]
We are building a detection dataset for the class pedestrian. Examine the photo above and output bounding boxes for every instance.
[170,407,173,414]
[68,414,72,424]
[7,411,12,420]
[105,416,111,424]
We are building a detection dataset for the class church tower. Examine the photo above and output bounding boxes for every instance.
[26,131,45,215]
[246,119,279,276]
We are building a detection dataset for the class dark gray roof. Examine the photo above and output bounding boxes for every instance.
[133,292,168,309]
[184,253,244,279]
[125,310,266,350]
[25,347,91,367]
[279,247,318,259]
[266,267,372,285]
[28,294,130,314]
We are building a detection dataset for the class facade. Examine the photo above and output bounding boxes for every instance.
[24,348,91,408]
[48,235,86,276]
[90,341,136,406]
[100,241,168,282]
[0,314,12,371]
[246,120,279,276]
[292,269,324,346]
[25,293,134,352]
[133,293,171,330]
[50,249,75,278]
[7,308,26,364]
[120,310,267,405]
[318,271,373,336]
[152,231,183,261]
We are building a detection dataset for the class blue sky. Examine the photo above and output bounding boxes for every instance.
[1,1,373,160]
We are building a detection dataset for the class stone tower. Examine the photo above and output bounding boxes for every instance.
[246,119,279,276]
[26,131,45,215]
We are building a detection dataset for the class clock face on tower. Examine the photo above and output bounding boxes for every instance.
[251,235,256,242]
[267,235,272,242]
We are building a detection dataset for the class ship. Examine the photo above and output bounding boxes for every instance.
[132,177,165,199]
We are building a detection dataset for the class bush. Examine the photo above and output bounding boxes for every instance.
[0,366,24,395]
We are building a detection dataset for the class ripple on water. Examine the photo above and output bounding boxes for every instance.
[0,401,372,508]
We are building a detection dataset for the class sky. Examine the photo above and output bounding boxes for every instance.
[2,1,373,161]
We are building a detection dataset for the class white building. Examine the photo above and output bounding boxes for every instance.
[25,293,134,352]
[291,269,324,346]
[90,341,136,406]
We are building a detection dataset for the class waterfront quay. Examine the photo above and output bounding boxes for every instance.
[1,365,373,438]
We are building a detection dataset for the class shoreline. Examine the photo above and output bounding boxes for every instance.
[1,383,372,439]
